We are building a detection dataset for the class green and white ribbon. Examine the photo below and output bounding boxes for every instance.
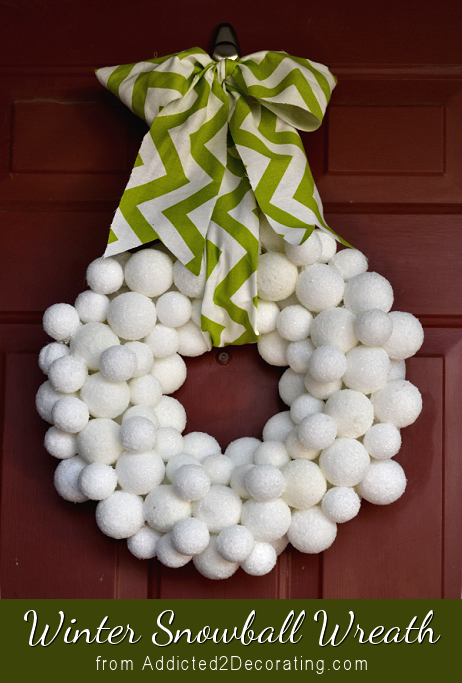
[96,47,344,347]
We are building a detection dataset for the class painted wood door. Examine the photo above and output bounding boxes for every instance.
[1,0,461,598]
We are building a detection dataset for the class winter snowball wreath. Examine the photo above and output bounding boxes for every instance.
[36,222,424,579]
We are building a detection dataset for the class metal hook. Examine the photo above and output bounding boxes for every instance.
[212,23,240,61]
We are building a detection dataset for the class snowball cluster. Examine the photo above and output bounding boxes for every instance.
[38,227,423,579]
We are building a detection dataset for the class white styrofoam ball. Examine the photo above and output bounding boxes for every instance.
[127,525,162,559]
[81,372,130,419]
[253,441,290,468]
[172,464,211,501]
[44,426,77,459]
[151,354,187,394]
[154,396,187,432]
[201,454,234,486]
[165,454,201,482]
[124,248,173,297]
[128,374,162,407]
[96,491,144,538]
[330,248,368,281]
[354,309,393,347]
[183,432,221,461]
[225,437,261,467]
[257,329,289,366]
[192,485,242,533]
[190,298,202,327]
[154,427,184,461]
[286,338,315,374]
[257,299,280,334]
[54,455,88,503]
[86,257,124,295]
[316,230,337,262]
[76,418,123,465]
[259,213,285,252]
[288,506,337,553]
[36,380,69,424]
[257,252,298,302]
[241,498,292,542]
[122,404,158,426]
[262,411,295,442]
[381,311,424,359]
[123,341,154,377]
[39,342,70,374]
[278,368,306,406]
[244,464,285,501]
[271,535,289,555]
[241,542,277,576]
[75,290,110,324]
[296,264,345,312]
[321,486,361,523]
[320,437,371,486]
[48,354,88,394]
[310,307,358,353]
[363,423,402,460]
[285,429,320,460]
[297,412,337,450]
[371,379,422,428]
[281,460,327,509]
[156,291,192,328]
[304,373,342,401]
[144,485,192,532]
[193,535,239,580]
[344,272,394,315]
[356,459,407,505]
[119,416,157,452]
[229,464,253,499]
[285,230,322,266]
[51,396,89,433]
[176,320,211,356]
[70,322,120,371]
[99,345,137,382]
[324,389,374,438]
[290,393,324,425]
[107,292,157,341]
[144,324,179,358]
[308,345,347,383]
[173,258,206,298]
[343,346,390,394]
[388,359,406,381]
[276,305,313,342]
[43,303,81,341]
[216,525,255,563]
[78,462,117,500]
[171,517,210,555]
[116,450,165,495]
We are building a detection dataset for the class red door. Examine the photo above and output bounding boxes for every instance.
[1,0,461,598]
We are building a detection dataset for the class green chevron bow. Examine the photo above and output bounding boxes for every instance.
[96,47,345,347]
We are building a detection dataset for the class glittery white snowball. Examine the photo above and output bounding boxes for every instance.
[173,258,207,298]
[36,381,68,423]
[319,438,371,487]
[39,342,70,374]
[343,346,390,394]
[257,299,280,334]
[127,525,162,559]
[183,432,221,460]
[354,308,393,347]
[193,535,239,580]
[262,411,295,442]
[107,292,157,341]
[241,498,292,542]
[330,248,368,281]
[171,517,210,556]
[308,345,347,383]
[156,291,192,328]
[151,354,187,394]
[165,453,201,482]
[192,485,242,533]
[119,416,157,452]
[271,535,289,555]
[244,464,285,501]
[76,418,123,465]
[257,329,289,366]
[388,359,406,381]
[278,368,306,406]
[75,290,110,324]
[48,354,88,394]
[286,338,315,373]
[257,252,298,301]
[281,460,327,509]
[86,257,124,295]
[259,214,285,252]
[276,305,313,342]
[70,322,120,371]
[124,248,173,297]
[128,374,162,407]
[225,437,261,466]
[371,379,422,428]
[253,441,291,468]
[154,426,184,461]
[381,311,424,360]
[304,373,342,400]
[363,423,402,460]
[54,455,88,503]
[290,393,324,425]
[241,542,277,576]
[81,372,130,419]
[99,345,137,382]
[154,396,187,432]
[229,464,253,499]
[316,230,337,262]
[116,450,165,495]
[96,490,144,539]
[285,230,322,266]
[44,426,77,459]
[172,464,211,501]
[144,324,179,358]
[297,413,337,450]
[310,307,358,353]
[285,429,320,460]
[123,341,154,377]
[324,389,374,438]
[288,506,337,553]
[52,396,89,433]
[78,462,117,500]
[176,320,211,356]
[344,272,394,314]
[201,454,234,486]
[321,486,361,523]
[296,264,345,312]
[43,303,81,341]
[144,485,192,532]
[122,404,158,426]
[356,459,407,505]
[216,525,255,563]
